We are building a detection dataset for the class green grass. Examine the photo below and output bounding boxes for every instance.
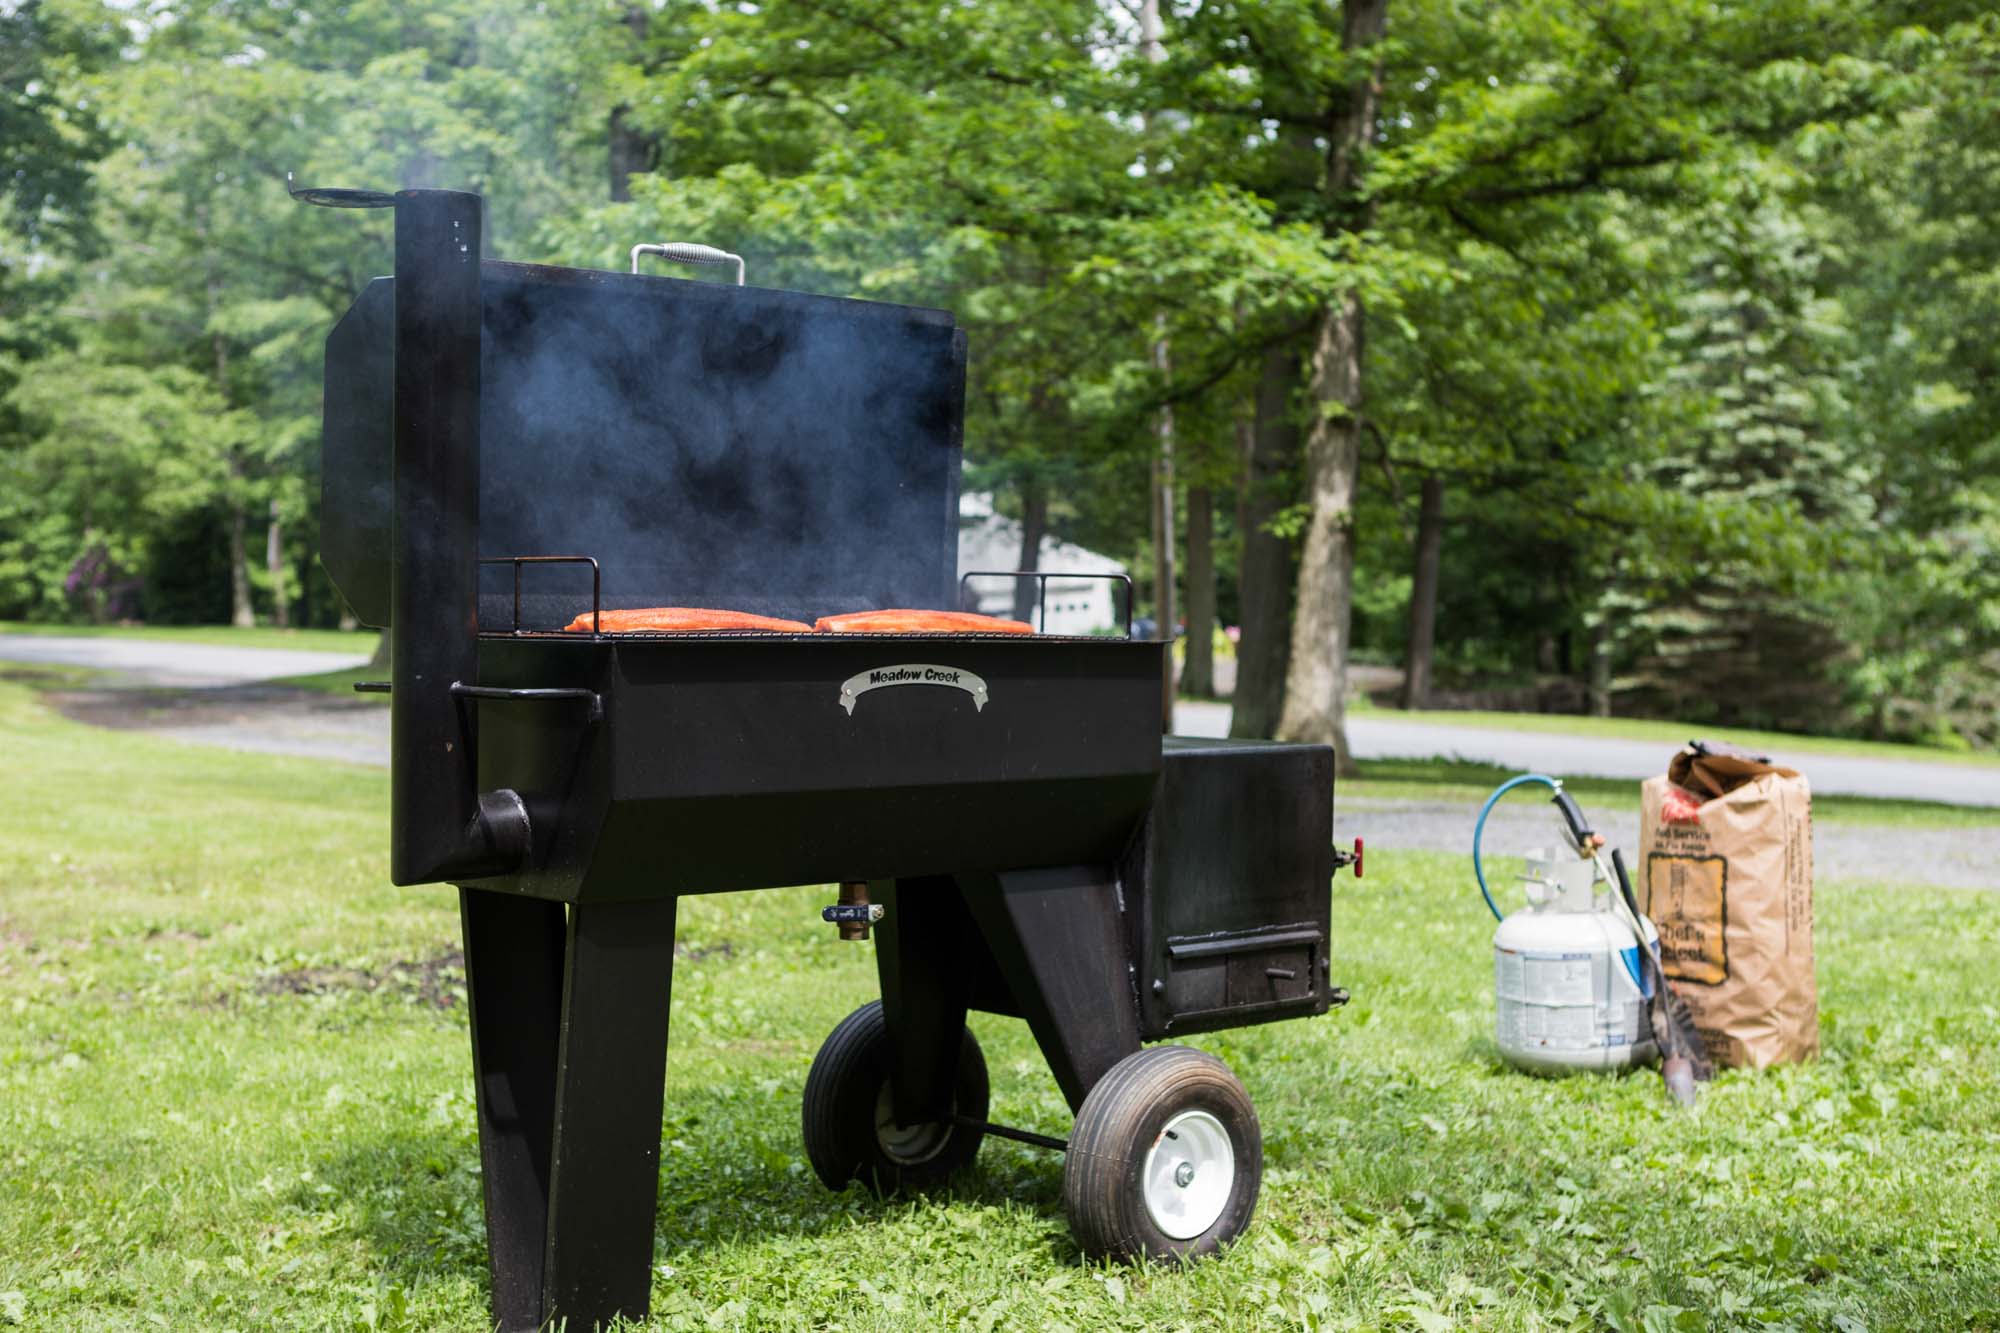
[1347,758,2000,830]
[1,684,1995,1331]
[0,620,378,655]
[1353,702,2000,768]
[268,665,389,699]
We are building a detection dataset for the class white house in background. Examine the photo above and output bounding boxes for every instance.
[957,493,1129,636]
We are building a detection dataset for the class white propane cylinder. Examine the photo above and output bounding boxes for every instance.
[1493,853,1659,1074]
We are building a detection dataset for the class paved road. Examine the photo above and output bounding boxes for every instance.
[1173,701,2000,808]
[3,633,386,767]
[0,634,370,687]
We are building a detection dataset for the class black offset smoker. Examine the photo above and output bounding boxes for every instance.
[304,186,1358,1333]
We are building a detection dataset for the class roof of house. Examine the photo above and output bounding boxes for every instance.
[957,492,1126,581]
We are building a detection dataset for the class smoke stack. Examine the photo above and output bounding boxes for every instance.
[390,188,527,884]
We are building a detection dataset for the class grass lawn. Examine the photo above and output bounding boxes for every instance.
[1349,702,2000,769]
[2,683,1995,1331]
[267,665,389,698]
[0,620,378,656]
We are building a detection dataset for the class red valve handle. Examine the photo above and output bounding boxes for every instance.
[1352,836,1363,878]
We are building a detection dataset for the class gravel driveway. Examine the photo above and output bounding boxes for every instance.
[1175,700,2000,808]
[1336,796,1996,892]
[0,633,369,686]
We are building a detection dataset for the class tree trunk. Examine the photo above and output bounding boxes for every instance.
[1536,631,1559,675]
[1182,485,1215,696]
[1272,0,1387,777]
[1012,478,1048,624]
[609,7,657,200]
[1152,420,1175,714]
[1533,573,1559,674]
[266,498,290,629]
[1234,409,1253,617]
[1588,621,1612,717]
[1149,338,1175,724]
[609,111,654,202]
[1276,294,1365,764]
[1230,342,1302,738]
[1399,473,1443,709]
[1142,0,1175,730]
[227,501,255,628]
[203,221,254,631]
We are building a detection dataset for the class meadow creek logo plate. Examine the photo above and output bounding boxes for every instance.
[839,664,989,715]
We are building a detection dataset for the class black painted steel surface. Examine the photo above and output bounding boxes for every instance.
[1123,739,1338,1038]
[323,262,967,629]
[387,190,527,885]
[461,633,1164,901]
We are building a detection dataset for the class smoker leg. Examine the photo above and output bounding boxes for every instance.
[542,897,678,1327]
[459,890,677,1333]
[873,876,974,1126]
[958,867,1142,1112]
[460,889,566,1333]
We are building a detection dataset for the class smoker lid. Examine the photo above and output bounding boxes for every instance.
[322,261,967,629]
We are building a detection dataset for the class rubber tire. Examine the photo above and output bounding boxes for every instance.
[802,1000,988,1195]
[1063,1046,1262,1263]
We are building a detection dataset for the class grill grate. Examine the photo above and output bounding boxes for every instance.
[477,552,1138,641]
[476,628,1121,643]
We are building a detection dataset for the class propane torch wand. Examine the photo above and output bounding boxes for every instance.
[1546,788,1711,1108]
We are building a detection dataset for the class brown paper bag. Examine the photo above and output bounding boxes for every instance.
[1638,742,1817,1069]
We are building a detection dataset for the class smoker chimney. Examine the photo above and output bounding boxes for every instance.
[389,188,527,884]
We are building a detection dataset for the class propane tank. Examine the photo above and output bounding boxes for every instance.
[1492,849,1658,1074]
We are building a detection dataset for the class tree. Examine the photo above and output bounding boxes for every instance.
[0,0,117,617]
[1,0,609,624]
[1271,0,1386,765]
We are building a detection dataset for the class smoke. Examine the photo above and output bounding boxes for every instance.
[472,265,967,629]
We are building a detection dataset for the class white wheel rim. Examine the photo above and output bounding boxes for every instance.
[873,1082,951,1166]
[1141,1109,1234,1240]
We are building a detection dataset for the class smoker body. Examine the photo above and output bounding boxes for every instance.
[465,633,1163,900]
[310,189,1348,1333]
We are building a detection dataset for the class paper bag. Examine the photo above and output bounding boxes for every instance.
[1638,742,1817,1069]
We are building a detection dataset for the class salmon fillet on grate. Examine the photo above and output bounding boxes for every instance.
[562,607,814,633]
[814,609,1034,635]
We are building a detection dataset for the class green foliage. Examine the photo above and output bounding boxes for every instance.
[0,0,617,624]
[0,0,114,261]
[0,0,1992,744]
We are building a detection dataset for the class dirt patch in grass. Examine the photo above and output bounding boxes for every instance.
[256,951,468,1009]
[0,917,31,979]
[47,682,375,731]
[0,665,93,688]
[676,940,734,963]
[247,939,735,1009]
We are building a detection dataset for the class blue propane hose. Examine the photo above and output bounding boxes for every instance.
[1472,773,1563,921]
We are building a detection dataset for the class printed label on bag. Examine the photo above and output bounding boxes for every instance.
[1646,853,1729,985]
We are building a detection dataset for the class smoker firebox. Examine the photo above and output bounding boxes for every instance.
[304,187,1355,1333]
